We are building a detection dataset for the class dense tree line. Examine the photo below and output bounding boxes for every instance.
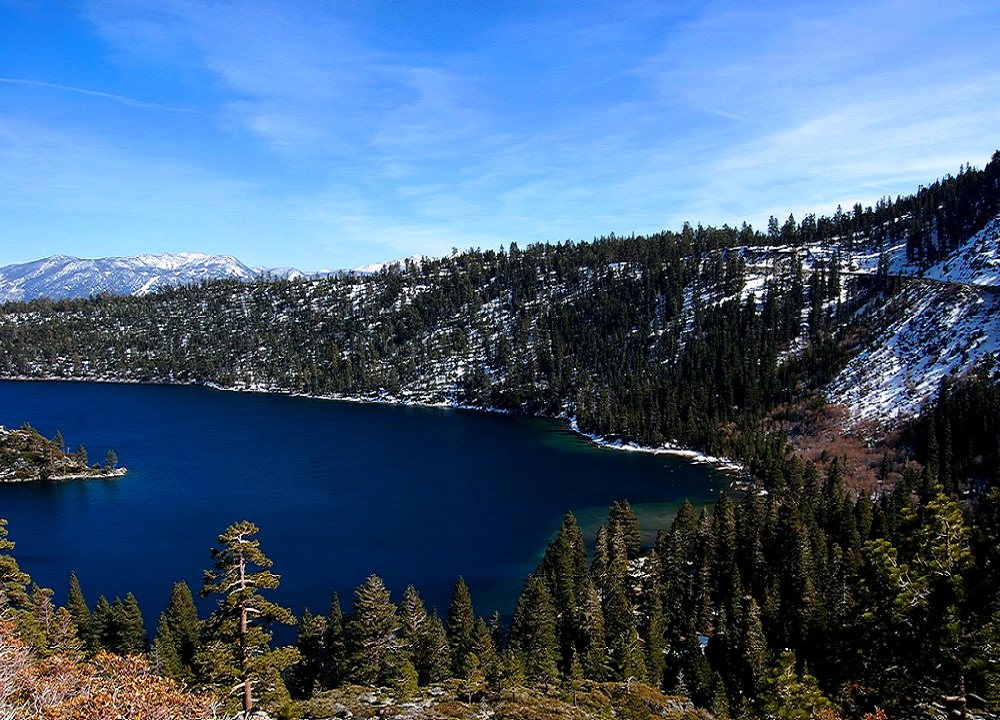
[0,157,995,459]
[908,362,1000,496]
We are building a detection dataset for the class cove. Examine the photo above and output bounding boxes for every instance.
[0,380,728,625]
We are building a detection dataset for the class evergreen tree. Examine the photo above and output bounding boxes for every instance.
[740,596,768,700]
[472,616,501,689]
[447,576,476,677]
[22,584,55,655]
[538,512,589,673]
[608,500,641,559]
[198,520,298,715]
[50,606,85,658]
[419,612,453,685]
[153,622,184,681]
[347,574,402,686]
[91,594,114,652]
[114,592,147,655]
[577,577,608,680]
[66,572,94,653]
[399,584,428,652]
[154,581,201,681]
[756,650,836,720]
[510,575,560,685]
[287,608,327,699]
[590,525,611,591]
[397,584,451,686]
[321,592,348,689]
[603,577,646,682]
[0,518,30,615]
[641,554,667,689]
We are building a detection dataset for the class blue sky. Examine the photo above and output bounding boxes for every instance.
[0,0,997,270]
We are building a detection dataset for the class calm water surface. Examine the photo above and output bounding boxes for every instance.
[0,381,727,624]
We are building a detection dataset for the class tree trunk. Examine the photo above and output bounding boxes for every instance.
[240,556,253,713]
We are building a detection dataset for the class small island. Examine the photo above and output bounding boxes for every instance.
[0,423,125,482]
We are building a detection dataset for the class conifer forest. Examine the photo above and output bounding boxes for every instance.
[0,158,999,719]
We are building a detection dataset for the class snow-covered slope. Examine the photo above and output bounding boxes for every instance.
[920,213,1000,287]
[0,253,316,303]
[825,212,1000,426]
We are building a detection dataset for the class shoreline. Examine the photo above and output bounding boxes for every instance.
[0,467,127,484]
[0,374,745,475]
[564,417,746,474]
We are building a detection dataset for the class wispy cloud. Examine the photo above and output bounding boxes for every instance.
[1,0,996,268]
[0,77,194,112]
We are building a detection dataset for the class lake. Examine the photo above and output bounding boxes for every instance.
[0,380,727,628]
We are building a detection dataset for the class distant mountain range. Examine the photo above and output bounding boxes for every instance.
[0,253,334,303]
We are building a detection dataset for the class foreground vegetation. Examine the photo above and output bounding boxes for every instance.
[0,371,997,719]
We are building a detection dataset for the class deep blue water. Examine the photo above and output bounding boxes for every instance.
[0,380,727,627]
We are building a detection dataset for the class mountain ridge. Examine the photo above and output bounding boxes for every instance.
[0,154,996,465]
[0,252,331,303]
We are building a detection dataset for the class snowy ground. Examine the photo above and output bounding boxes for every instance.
[824,212,1000,426]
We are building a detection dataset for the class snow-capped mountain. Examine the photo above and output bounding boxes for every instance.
[0,253,318,303]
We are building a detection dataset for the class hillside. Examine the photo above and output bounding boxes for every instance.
[0,155,996,463]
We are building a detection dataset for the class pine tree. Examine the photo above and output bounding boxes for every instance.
[608,500,641,559]
[156,580,200,679]
[603,577,646,682]
[198,520,298,714]
[510,575,560,685]
[21,583,56,655]
[66,572,94,653]
[287,608,327,699]
[607,525,630,585]
[153,622,184,681]
[641,555,667,689]
[577,577,607,680]
[538,512,589,673]
[115,593,147,655]
[399,585,428,652]
[740,596,767,699]
[420,612,453,684]
[756,650,836,720]
[0,518,30,615]
[471,616,500,688]
[91,594,114,652]
[347,574,401,686]
[321,592,348,689]
[447,576,476,677]
[50,605,85,658]
[591,525,611,591]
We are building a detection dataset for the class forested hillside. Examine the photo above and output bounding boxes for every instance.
[0,156,999,718]
[1,154,996,460]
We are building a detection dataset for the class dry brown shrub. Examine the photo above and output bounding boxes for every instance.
[0,622,215,720]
